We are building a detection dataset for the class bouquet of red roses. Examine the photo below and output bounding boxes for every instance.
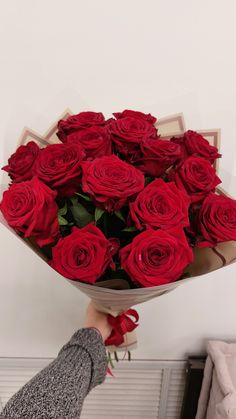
[1,110,236,348]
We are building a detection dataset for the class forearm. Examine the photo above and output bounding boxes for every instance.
[0,328,107,419]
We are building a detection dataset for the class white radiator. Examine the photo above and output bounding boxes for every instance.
[0,358,186,419]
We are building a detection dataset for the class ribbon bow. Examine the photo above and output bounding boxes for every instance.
[105,309,139,347]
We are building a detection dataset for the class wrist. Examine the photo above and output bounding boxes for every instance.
[87,326,111,342]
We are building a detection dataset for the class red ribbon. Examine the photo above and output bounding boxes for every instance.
[106,367,114,377]
[105,309,139,347]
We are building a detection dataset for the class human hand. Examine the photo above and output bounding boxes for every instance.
[85,302,112,342]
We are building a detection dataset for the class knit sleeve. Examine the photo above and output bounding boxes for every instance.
[0,328,107,419]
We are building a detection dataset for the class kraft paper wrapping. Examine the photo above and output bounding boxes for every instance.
[1,111,235,351]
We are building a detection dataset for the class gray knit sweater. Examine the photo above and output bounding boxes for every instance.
[0,328,107,418]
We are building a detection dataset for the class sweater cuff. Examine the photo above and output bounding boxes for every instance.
[58,328,107,390]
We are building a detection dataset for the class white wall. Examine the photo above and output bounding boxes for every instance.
[0,0,236,360]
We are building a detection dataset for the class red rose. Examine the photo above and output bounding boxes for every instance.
[109,116,157,157]
[130,178,190,230]
[65,126,112,160]
[133,138,181,177]
[82,155,144,212]
[2,141,40,182]
[50,224,114,283]
[34,143,84,197]
[169,135,189,161]
[197,193,236,247]
[170,156,221,203]
[171,130,221,163]
[57,111,106,141]
[113,109,157,125]
[0,177,59,246]
[120,227,193,287]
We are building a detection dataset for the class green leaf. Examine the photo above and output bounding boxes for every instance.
[70,200,93,228]
[58,202,68,216]
[114,211,125,223]
[70,196,78,206]
[75,192,92,202]
[144,176,154,186]
[58,215,68,225]
[122,226,137,232]
[95,207,105,223]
